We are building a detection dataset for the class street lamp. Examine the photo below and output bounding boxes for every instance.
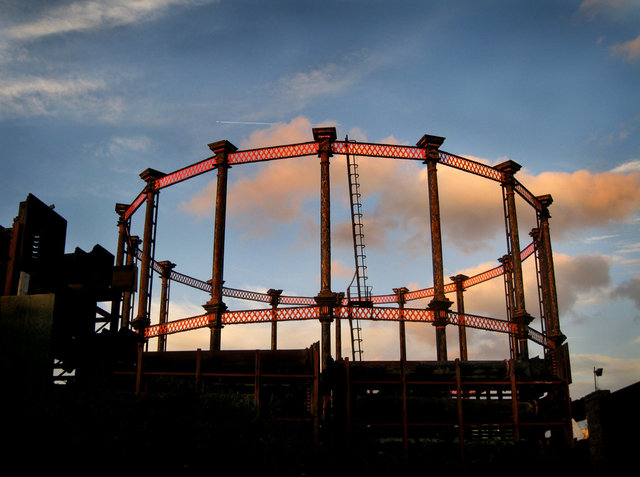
[593,367,603,391]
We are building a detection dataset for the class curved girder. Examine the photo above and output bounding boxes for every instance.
[141,240,536,307]
[144,305,553,350]
[122,139,543,220]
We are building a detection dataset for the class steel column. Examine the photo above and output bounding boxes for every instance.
[451,274,469,361]
[394,287,409,362]
[111,203,128,331]
[203,140,237,351]
[394,286,409,458]
[496,160,532,359]
[133,169,164,335]
[418,134,452,361]
[499,255,518,359]
[536,195,563,343]
[268,289,282,350]
[157,261,175,352]
[313,126,337,372]
[121,235,140,329]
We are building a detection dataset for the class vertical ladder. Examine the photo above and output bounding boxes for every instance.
[346,137,371,361]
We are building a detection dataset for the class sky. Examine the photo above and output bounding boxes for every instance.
[1,0,639,400]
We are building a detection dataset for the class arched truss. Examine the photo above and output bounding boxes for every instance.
[121,138,553,349]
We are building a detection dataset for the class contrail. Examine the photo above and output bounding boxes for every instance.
[216,120,276,125]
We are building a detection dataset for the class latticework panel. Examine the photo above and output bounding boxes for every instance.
[229,142,319,165]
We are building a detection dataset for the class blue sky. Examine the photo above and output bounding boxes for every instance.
[1,0,639,399]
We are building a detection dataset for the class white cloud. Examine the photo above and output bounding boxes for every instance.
[5,0,217,41]
[611,159,640,173]
[584,234,619,242]
[0,75,123,120]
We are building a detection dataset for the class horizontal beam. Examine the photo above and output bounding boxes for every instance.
[143,305,552,349]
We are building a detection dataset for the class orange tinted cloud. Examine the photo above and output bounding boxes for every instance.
[181,117,640,251]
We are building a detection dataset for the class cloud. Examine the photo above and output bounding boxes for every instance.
[181,116,337,235]
[238,116,319,149]
[0,75,123,120]
[182,117,640,256]
[570,353,640,398]
[85,135,153,174]
[554,253,611,315]
[611,34,640,62]
[5,0,216,41]
[611,274,640,309]
[611,160,640,173]
[277,51,381,109]
[522,169,640,239]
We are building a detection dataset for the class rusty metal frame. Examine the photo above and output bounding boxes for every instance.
[120,136,554,355]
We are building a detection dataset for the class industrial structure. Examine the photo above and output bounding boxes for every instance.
[1,127,573,461]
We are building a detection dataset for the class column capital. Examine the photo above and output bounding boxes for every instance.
[416,134,446,149]
[208,140,238,168]
[313,126,337,157]
[157,260,176,278]
[131,315,150,332]
[139,168,166,184]
[393,286,409,306]
[494,160,522,182]
[449,274,469,287]
[417,134,445,162]
[312,126,337,142]
[536,194,553,219]
[512,308,534,326]
[115,202,129,216]
[267,288,283,307]
[498,254,512,268]
[529,227,542,242]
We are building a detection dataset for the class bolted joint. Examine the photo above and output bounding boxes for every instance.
[393,286,409,306]
[449,274,469,291]
[132,315,150,333]
[203,301,227,330]
[314,290,339,323]
[428,297,453,327]
[550,329,567,344]
[512,309,534,336]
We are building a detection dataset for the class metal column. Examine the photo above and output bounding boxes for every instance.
[203,140,237,351]
[111,203,129,332]
[132,168,164,336]
[157,261,175,352]
[451,274,469,361]
[496,160,532,360]
[418,134,452,362]
[313,126,338,373]
[268,288,282,350]
[121,235,140,329]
